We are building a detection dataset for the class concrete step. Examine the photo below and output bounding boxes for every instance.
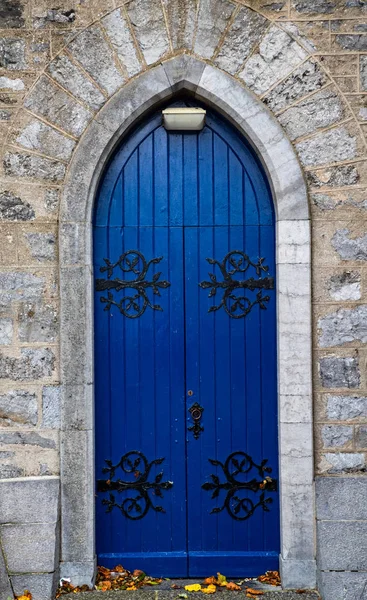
[63,589,320,600]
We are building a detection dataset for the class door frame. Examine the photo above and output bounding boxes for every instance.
[59,56,315,589]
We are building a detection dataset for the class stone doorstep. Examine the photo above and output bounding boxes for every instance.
[63,591,320,599]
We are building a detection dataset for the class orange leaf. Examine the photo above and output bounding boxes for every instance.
[204,577,217,586]
[201,585,216,594]
[126,586,137,591]
[17,593,32,600]
[97,581,112,591]
[246,589,263,596]
[226,582,241,591]
[115,564,125,573]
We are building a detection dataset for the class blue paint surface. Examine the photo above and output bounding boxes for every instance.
[94,105,279,577]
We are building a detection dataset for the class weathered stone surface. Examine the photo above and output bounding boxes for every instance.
[0,0,25,28]
[328,271,361,300]
[42,386,61,428]
[0,75,24,90]
[215,7,268,74]
[321,424,353,447]
[0,476,59,523]
[68,26,125,95]
[316,476,367,520]
[24,76,92,138]
[24,232,56,262]
[0,464,23,478]
[332,228,367,260]
[317,521,367,570]
[296,126,358,167]
[0,348,55,381]
[47,54,106,112]
[0,190,35,221]
[0,271,44,307]
[102,9,141,77]
[0,38,27,70]
[327,394,367,420]
[312,189,367,213]
[0,318,12,345]
[361,55,367,91]
[318,306,367,347]
[1,522,58,572]
[356,426,367,448]
[0,540,12,599]
[319,571,367,600]
[279,88,345,140]
[4,151,65,182]
[194,0,235,59]
[44,189,59,213]
[0,390,38,427]
[12,573,57,600]
[16,119,76,161]
[240,26,308,95]
[126,0,170,65]
[163,0,197,50]
[323,452,366,473]
[307,164,360,187]
[18,302,58,343]
[335,33,367,50]
[292,0,336,14]
[319,355,360,388]
[0,431,56,448]
[263,60,327,113]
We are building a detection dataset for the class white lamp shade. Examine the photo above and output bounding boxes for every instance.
[162,107,206,131]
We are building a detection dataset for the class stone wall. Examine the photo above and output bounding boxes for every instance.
[0,1,366,599]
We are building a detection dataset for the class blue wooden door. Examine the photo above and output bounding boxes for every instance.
[94,106,279,577]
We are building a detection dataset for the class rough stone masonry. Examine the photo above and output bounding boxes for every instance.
[0,1,367,600]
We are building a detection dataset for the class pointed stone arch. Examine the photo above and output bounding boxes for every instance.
[59,56,315,589]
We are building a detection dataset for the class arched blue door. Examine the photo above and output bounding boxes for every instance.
[94,105,279,577]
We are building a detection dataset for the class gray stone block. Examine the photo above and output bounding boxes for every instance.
[61,384,93,431]
[356,426,367,449]
[328,271,361,301]
[44,189,59,213]
[0,431,56,449]
[1,522,58,573]
[18,301,58,343]
[194,0,235,59]
[0,347,55,381]
[317,521,367,570]
[264,60,327,113]
[0,271,45,308]
[335,34,367,51]
[163,0,197,50]
[0,190,35,221]
[42,385,61,429]
[332,228,367,261]
[0,476,59,524]
[47,54,106,111]
[16,119,76,162]
[296,126,358,167]
[24,76,92,138]
[60,560,96,587]
[163,55,206,93]
[102,9,141,78]
[68,26,125,96]
[126,0,169,65]
[0,542,12,600]
[280,557,317,590]
[318,571,367,600]
[323,452,366,474]
[0,464,23,478]
[319,355,360,389]
[326,394,367,420]
[0,317,12,345]
[0,0,25,28]
[4,151,65,182]
[215,7,268,74]
[279,87,345,141]
[319,306,367,347]
[0,37,27,70]
[321,425,353,448]
[316,476,367,520]
[25,231,55,265]
[307,164,359,188]
[0,389,38,427]
[240,26,308,95]
[12,573,57,600]
[361,55,367,91]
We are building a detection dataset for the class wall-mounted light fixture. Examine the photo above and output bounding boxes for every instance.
[162,107,206,131]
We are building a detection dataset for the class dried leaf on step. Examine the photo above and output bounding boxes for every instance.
[185,584,202,592]
[246,589,263,596]
[16,593,32,600]
[217,573,227,586]
[226,582,241,590]
[204,577,217,585]
[201,585,216,594]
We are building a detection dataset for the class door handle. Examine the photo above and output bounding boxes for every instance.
[188,402,204,440]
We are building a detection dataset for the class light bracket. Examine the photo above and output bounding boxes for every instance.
[162,107,206,131]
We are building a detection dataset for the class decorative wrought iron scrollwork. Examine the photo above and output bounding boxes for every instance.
[95,250,171,319]
[97,451,173,520]
[202,451,277,521]
[188,402,204,440]
[199,251,274,319]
